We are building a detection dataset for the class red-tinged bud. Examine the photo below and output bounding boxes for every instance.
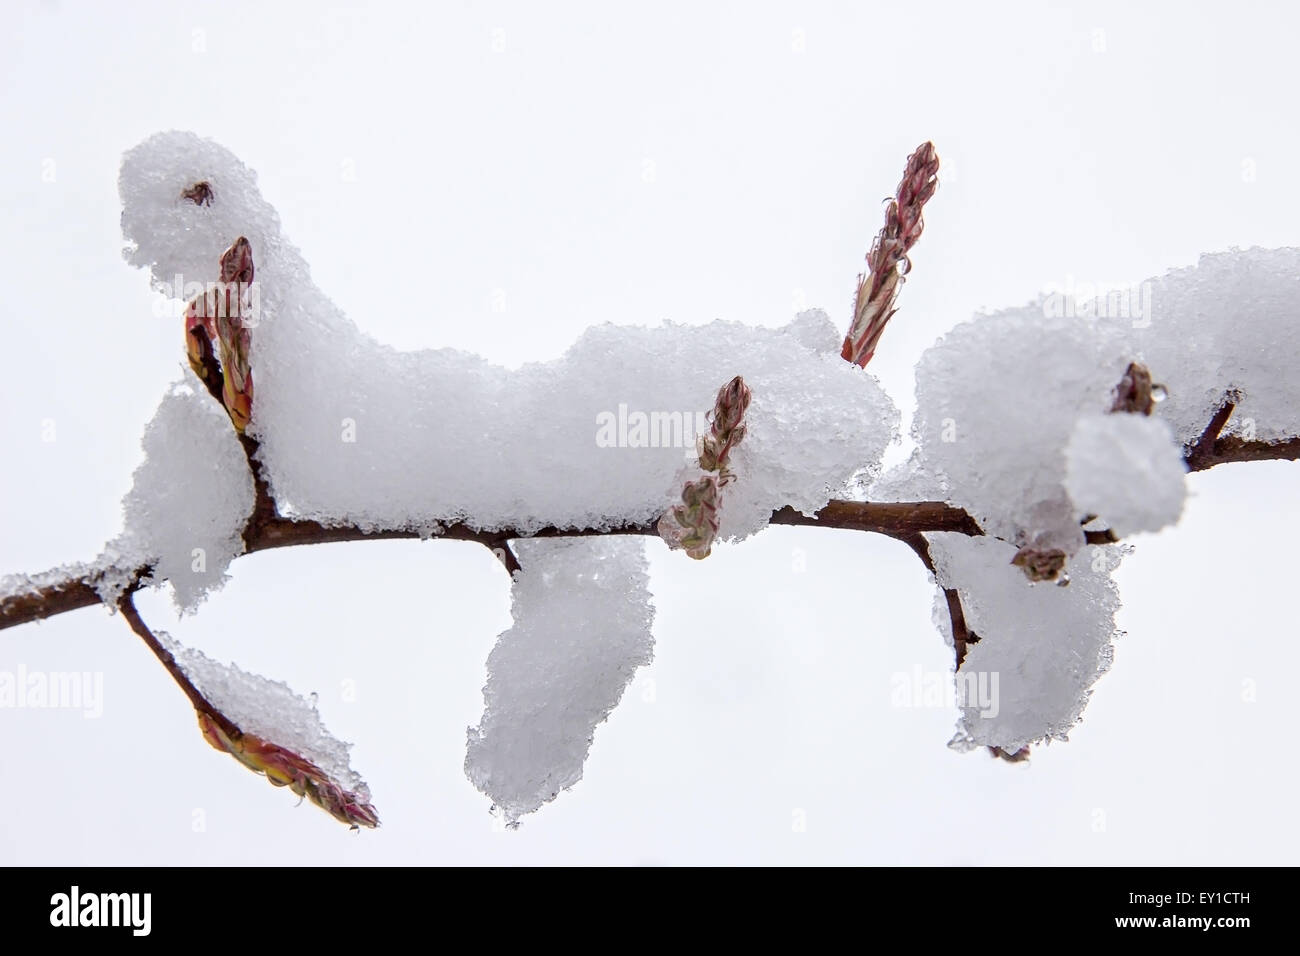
[660,376,753,560]
[713,375,751,437]
[219,237,254,286]
[699,375,751,476]
[841,142,939,368]
[196,712,379,829]
[202,237,257,432]
[182,236,256,430]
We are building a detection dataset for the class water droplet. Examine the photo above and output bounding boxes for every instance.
[1151,383,1168,403]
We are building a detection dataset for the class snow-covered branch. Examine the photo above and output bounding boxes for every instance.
[0,498,982,632]
[4,399,1292,632]
[2,387,1294,636]
[5,130,1298,828]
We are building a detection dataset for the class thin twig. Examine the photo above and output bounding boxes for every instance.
[1183,392,1299,473]
[885,531,980,669]
[238,433,277,532]
[1184,393,1239,470]
[117,588,240,739]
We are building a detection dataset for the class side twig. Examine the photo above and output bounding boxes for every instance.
[117,588,239,739]
[1183,393,1300,473]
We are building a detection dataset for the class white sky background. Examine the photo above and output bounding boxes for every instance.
[1,0,1298,864]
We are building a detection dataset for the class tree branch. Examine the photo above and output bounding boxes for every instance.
[1,574,136,631]
[5,398,1295,635]
[1188,434,1300,471]
[1,499,981,631]
[768,500,981,536]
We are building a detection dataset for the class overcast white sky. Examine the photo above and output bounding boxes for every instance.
[2,0,1298,864]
